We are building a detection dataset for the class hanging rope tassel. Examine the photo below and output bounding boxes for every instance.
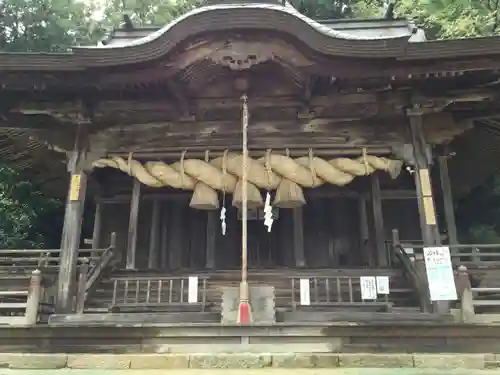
[263,149,274,232]
[220,150,228,236]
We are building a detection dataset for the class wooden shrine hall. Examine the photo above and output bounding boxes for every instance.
[2,0,500,328]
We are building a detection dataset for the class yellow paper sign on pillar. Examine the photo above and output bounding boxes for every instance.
[418,168,436,225]
[69,174,82,201]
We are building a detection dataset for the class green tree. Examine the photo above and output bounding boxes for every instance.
[0,0,105,52]
[101,0,200,29]
[0,164,62,249]
[394,0,499,39]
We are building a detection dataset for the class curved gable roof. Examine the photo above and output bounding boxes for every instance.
[72,3,411,66]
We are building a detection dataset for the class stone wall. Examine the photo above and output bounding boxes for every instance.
[5,324,500,355]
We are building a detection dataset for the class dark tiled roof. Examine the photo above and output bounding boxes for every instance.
[102,16,425,47]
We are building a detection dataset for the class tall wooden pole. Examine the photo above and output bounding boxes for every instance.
[371,173,388,267]
[56,125,88,313]
[238,93,251,323]
[408,113,440,246]
[408,111,449,314]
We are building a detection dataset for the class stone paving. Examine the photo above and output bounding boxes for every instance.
[1,370,500,375]
[0,353,499,370]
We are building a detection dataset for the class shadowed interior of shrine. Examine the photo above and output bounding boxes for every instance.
[95,170,422,271]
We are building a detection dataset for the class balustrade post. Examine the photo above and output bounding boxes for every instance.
[25,269,42,326]
[76,259,89,315]
[456,265,474,323]
[391,229,401,263]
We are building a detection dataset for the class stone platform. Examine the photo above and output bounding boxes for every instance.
[3,370,500,375]
[6,323,500,354]
[0,353,499,370]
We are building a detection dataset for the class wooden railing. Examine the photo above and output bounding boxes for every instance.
[0,270,46,326]
[455,265,500,323]
[0,245,108,273]
[75,233,117,314]
[390,229,431,312]
[108,275,209,312]
[387,232,500,269]
[289,275,392,312]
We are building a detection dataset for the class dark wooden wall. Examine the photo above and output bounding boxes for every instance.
[383,199,422,242]
[95,190,422,271]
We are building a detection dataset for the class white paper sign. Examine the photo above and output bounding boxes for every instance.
[188,276,198,303]
[360,276,377,300]
[423,246,457,301]
[376,276,390,295]
[299,278,311,305]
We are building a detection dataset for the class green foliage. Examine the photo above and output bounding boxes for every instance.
[0,165,62,249]
[456,174,500,244]
[394,0,500,39]
[290,0,356,19]
[101,0,200,28]
[0,0,106,52]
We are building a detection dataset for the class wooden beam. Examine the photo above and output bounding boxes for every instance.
[165,78,192,118]
[293,207,305,268]
[126,178,141,269]
[96,188,361,204]
[11,88,497,124]
[371,173,388,267]
[56,127,88,313]
[439,154,459,246]
[93,112,473,153]
[107,147,395,161]
[148,199,160,269]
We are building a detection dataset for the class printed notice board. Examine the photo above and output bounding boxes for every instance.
[360,276,377,300]
[423,246,457,301]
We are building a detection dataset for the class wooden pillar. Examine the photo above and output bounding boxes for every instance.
[168,202,183,270]
[91,202,102,256]
[358,195,370,267]
[408,113,441,245]
[206,211,217,269]
[160,203,169,269]
[408,112,448,313]
[148,199,160,269]
[293,207,305,268]
[371,173,388,267]
[25,270,43,325]
[126,178,141,269]
[438,154,458,245]
[56,129,89,313]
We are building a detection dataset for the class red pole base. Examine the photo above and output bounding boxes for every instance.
[237,301,251,324]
